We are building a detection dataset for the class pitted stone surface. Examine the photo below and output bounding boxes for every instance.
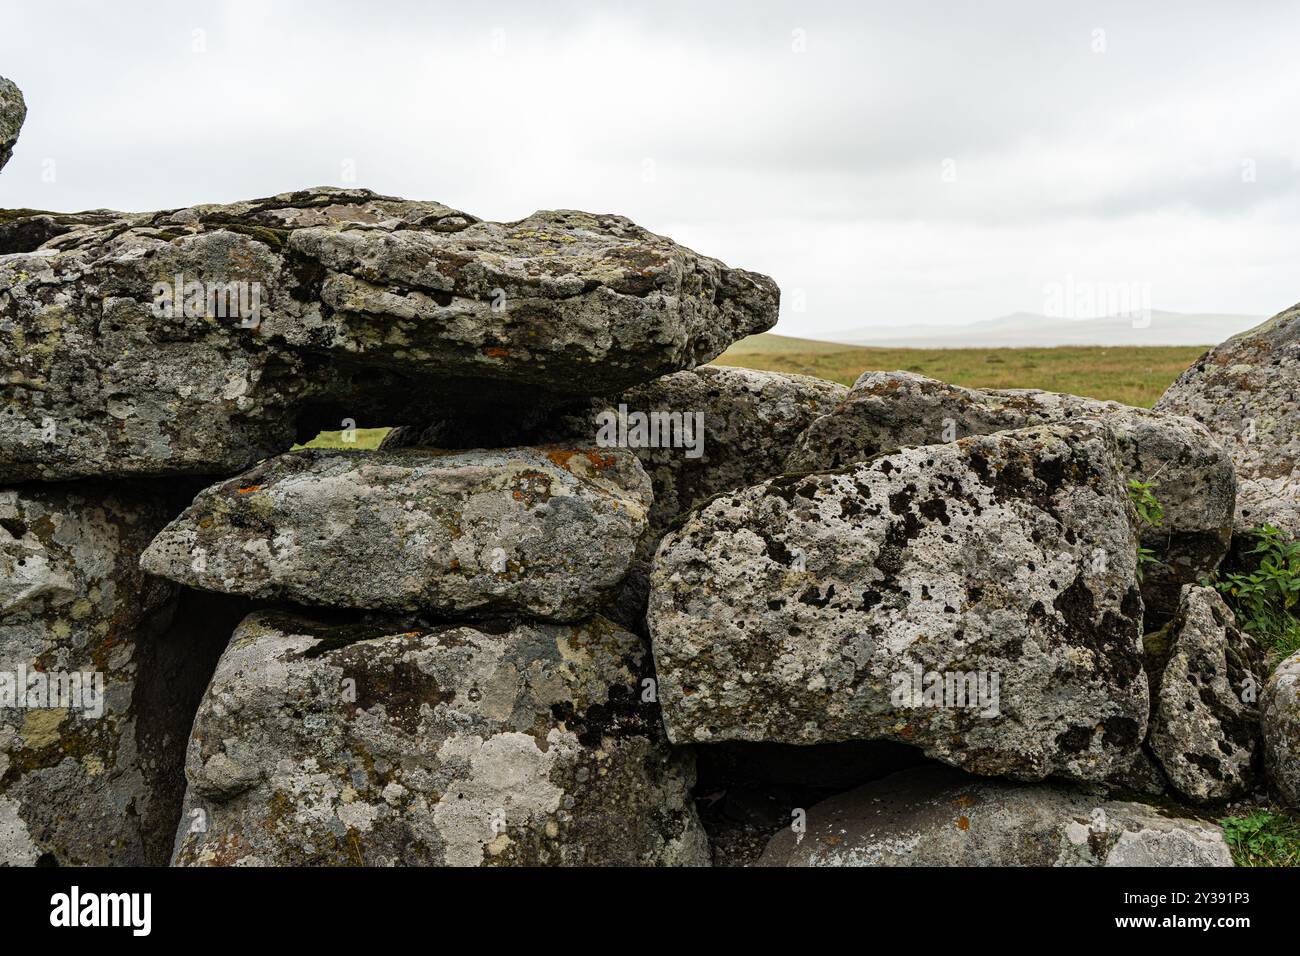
[171,611,709,866]
[787,370,1235,622]
[1262,650,1300,808]
[649,422,1148,783]
[1145,586,1264,803]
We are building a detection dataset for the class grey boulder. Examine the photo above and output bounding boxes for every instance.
[171,611,709,866]
[141,447,652,622]
[649,422,1148,783]
[384,366,846,541]
[381,366,846,630]
[0,188,777,482]
[1155,303,1300,539]
[757,766,1233,867]
[0,484,176,865]
[1262,650,1300,807]
[1144,587,1263,806]
[600,366,847,546]
[0,77,23,172]
[1145,586,1264,803]
[788,370,1236,623]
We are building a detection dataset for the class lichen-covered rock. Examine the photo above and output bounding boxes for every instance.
[0,484,177,865]
[1144,586,1264,803]
[1155,303,1300,539]
[0,188,778,482]
[603,367,846,627]
[171,611,709,866]
[0,76,24,172]
[382,366,846,630]
[757,766,1233,867]
[649,422,1148,783]
[788,370,1236,623]
[606,367,847,543]
[141,447,652,622]
[386,366,845,540]
[1262,650,1300,807]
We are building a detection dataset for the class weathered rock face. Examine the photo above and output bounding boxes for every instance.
[0,484,176,865]
[1262,650,1300,808]
[649,422,1148,783]
[0,77,24,173]
[1144,586,1264,804]
[385,366,845,536]
[0,188,778,482]
[788,370,1236,623]
[382,366,847,630]
[1155,304,1300,539]
[757,766,1234,867]
[607,367,847,540]
[141,446,651,622]
[592,366,848,628]
[172,611,709,866]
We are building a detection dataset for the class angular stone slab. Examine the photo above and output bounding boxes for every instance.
[141,446,652,622]
[1145,586,1264,803]
[0,188,778,481]
[383,367,845,630]
[604,367,847,627]
[1,483,177,865]
[0,76,24,172]
[649,422,1148,783]
[787,369,1236,623]
[1262,650,1300,808]
[384,366,844,539]
[757,766,1233,867]
[171,611,709,866]
[1155,303,1300,539]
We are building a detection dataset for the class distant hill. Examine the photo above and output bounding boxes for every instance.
[828,311,1264,349]
[714,333,850,354]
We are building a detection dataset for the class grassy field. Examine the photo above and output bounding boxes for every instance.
[303,335,1209,448]
[714,334,1208,408]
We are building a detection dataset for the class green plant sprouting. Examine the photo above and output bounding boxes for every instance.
[1126,478,1165,583]
[1210,524,1300,665]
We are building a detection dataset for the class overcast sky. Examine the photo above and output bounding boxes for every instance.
[1,1,1297,337]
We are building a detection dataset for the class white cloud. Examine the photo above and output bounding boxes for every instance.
[1,0,1296,334]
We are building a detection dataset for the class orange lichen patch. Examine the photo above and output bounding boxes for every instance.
[545,449,618,473]
[953,794,976,808]
[236,485,261,495]
[510,470,555,507]
[484,347,510,358]
[957,816,970,831]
